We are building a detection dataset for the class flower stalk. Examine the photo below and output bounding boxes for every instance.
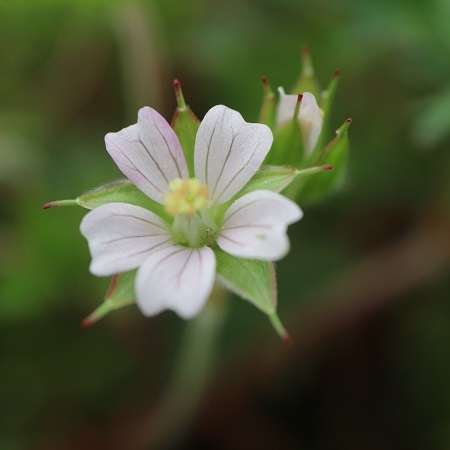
[144,286,228,448]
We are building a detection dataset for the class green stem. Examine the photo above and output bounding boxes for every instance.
[143,286,228,449]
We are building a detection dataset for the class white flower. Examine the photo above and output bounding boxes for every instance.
[80,105,302,319]
[276,87,323,155]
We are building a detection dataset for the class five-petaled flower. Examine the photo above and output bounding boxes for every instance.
[80,105,302,319]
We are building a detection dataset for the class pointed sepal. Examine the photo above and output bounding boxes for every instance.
[81,271,136,328]
[311,69,341,158]
[291,45,322,101]
[44,180,169,219]
[214,248,290,340]
[215,247,276,314]
[300,118,352,204]
[258,76,276,129]
[171,79,200,176]
[233,165,300,199]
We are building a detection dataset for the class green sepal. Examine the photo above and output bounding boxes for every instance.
[214,165,302,220]
[290,45,322,101]
[171,80,200,176]
[311,70,341,159]
[44,179,170,220]
[234,165,300,198]
[281,164,334,201]
[266,113,305,167]
[214,248,290,340]
[81,271,136,327]
[258,76,276,130]
[214,247,277,314]
[300,118,351,204]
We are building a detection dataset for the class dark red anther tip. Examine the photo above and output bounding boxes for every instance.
[346,117,353,123]
[173,79,181,90]
[42,202,55,210]
[297,93,303,103]
[334,69,341,77]
[301,44,310,56]
[323,164,333,170]
[261,75,268,85]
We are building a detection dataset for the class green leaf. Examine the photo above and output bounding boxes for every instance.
[82,271,136,327]
[214,247,277,314]
[171,80,200,176]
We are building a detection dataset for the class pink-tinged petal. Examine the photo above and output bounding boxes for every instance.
[80,202,173,276]
[104,107,188,204]
[276,88,323,154]
[194,105,273,205]
[217,190,302,261]
[136,245,216,319]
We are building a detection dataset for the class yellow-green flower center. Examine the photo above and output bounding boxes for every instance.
[164,178,209,217]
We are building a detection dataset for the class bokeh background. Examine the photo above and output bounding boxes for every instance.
[1,0,449,449]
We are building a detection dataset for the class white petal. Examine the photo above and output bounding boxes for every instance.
[276,88,323,154]
[194,105,273,205]
[136,246,216,319]
[104,107,188,204]
[217,190,303,261]
[299,92,323,154]
[276,87,298,128]
[80,202,173,276]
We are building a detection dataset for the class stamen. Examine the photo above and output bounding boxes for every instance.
[164,178,209,217]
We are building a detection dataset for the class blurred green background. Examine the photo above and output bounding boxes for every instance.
[1,0,449,449]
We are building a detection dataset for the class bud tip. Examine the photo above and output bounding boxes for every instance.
[301,44,310,56]
[322,164,333,171]
[173,78,181,90]
[297,93,303,103]
[42,202,55,210]
[346,117,352,123]
[334,69,341,77]
[261,75,268,86]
